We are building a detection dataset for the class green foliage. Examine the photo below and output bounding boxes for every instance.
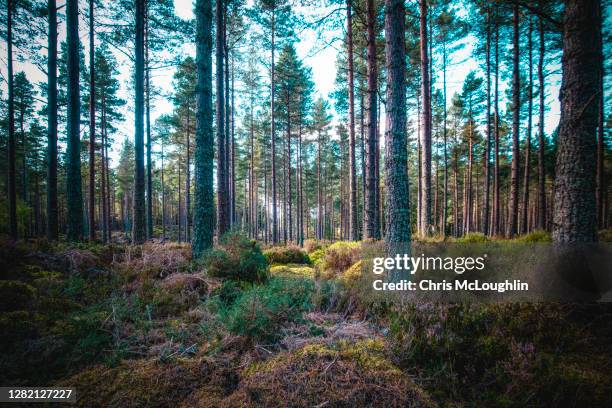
[454,232,488,243]
[264,245,310,265]
[514,230,552,243]
[221,277,314,342]
[201,232,268,283]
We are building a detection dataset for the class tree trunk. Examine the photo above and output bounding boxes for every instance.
[552,0,601,243]
[384,0,410,245]
[521,18,533,235]
[270,11,278,243]
[66,0,83,241]
[483,5,491,236]
[46,0,58,241]
[364,0,380,240]
[493,9,500,236]
[88,0,96,241]
[419,0,432,236]
[537,10,547,231]
[596,2,605,229]
[508,4,520,237]
[346,0,358,241]
[145,7,154,240]
[186,106,191,242]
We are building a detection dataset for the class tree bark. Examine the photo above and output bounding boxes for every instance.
[66,0,83,241]
[419,0,432,236]
[132,0,146,244]
[537,8,546,231]
[384,0,410,245]
[508,4,520,237]
[216,0,228,237]
[521,18,534,235]
[347,0,358,241]
[145,6,153,240]
[88,0,96,241]
[46,0,58,241]
[483,5,491,236]
[552,0,601,243]
[192,0,214,255]
[270,10,278,243]
[363,0,380,240]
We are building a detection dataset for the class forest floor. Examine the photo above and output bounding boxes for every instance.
[1,233,612,407]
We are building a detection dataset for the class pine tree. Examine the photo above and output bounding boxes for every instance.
[192,0,214,256]
[66,0,83,241]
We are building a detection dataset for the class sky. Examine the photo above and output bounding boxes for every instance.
[1,0,562,166]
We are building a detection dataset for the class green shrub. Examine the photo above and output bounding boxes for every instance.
[514,230,552,243]
[223,277,315,342]
[201,232,268,283]
[264,245,311,265]
[309,248,326,267]
[454,232,488,243]
[0,280,36,312]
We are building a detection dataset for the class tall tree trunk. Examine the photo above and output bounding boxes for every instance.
[442,44,448,237]
[186,106,191,242]
[66,0,83,241]
[552,0,601,243]
[192,0,214,256]
[88,0,96,241]
[216,0,228,237]
[419,0,432,236]
[483,5,491,236]
[537,9,547,231]
[161,140,166,239]
[364,0,380,240]
[7,0,17,239]
[493,9,500,236]
[270,10,278,243]
[231,53,236,227]
[145,7,153,240]
[317,130,322,240]
[384,0,409,246]
[521,18,534,235]
[508,4,520,237]
[596,2,605,229]
[132,0,146,244]
[347,0,358,241]
[101,95,108,243]
[46,0,58,241]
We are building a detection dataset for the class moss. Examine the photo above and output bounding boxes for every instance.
[269,264,315,278]
[232,340,435,407]
[58,357,234,408]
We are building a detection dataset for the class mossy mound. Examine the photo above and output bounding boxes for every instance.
[270,264,316,278]
[341,260,363,287]
[264,246,311,265]
[319,241,361,277]
[222,339,435,407]
[58,357,236,408]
